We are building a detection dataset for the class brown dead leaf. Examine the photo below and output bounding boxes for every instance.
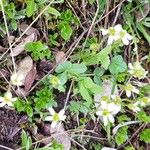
[55,51,66,64]
[50,123,71,150]
[10,33,35,57]
[24,65,37,92]
[15,56,33,86]
[15,87,29,97]
[94,80,118,109]
[39,60,53,72]
[20,23,40,38]
[0,45,6,52]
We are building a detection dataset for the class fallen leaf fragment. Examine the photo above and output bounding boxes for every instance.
[50,123,71,150]
[20,23,40,37]
[24,65,37,92]
[94,80,118,109]
[10,33,35,57]
[55,51,66,64]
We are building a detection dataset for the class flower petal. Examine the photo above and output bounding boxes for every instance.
[122,38,129,45]
[61,115,66,121]
[126,90,131,97]
[101,29,108,35]
[103,116,108,126]
[51,121,57,128]
[108,114,114,123]
[45,116,53,121]
[7,102,13,107]
[114,24,122,32]
[128,63,133,70]
[0,102,6,107]
[126,33,133,40]
[48,107,55,115]
[58,109,65,117]
[0,97,4,102]
[133,88,139,94]
[5,91,12,99]
[101,147,117,150]
[107,36,114,45]
[96,111,103,116]
[101,101,107,109]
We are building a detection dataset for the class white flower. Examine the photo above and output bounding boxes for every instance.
[96,101,120,126]
[0,91,17,107]
[10,73,24,86]
[101,24,121,45]
[139,97,150,106]
[101,24,132,45]
[128,62,148,79]
[101,147,116,150]
[45,107,66,128]
[123,83,139,97]
[118,29,133,45]
[110,95,121,113]
[129,101,141,113]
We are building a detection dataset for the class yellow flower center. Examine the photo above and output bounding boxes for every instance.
[102,96,110,102]
[125,84,133,91]
[53,113,60,122]
[4,97,11,103]
[109,28,116,36]
[141,97,149,104]
[102,109,110,116]
[50,76,60,87]
[119,31,126,38]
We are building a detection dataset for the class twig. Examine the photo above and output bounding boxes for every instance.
[82,0,100,51]
[0,0,16,72]
[0,145,13,150]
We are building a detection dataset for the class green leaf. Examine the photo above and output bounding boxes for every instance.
[60,22,73,40]
[136,111,150,123]
[26,0,36,17]
[82,77,102,94]
[109,55,127,74]
[55,61,72,73]
[140,129,150,143]
[115,126,128,146]
[79,81,92,106]
[97,46,112,69]
[25,41,51,61]
[21,130,32,150]
[47,7,60,17]
[69,63,87,74]
[26,106,33,117]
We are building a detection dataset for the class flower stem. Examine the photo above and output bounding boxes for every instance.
[107,123,111,143]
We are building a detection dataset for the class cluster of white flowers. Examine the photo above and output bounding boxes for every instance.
[0,72,25,108]
[101,24,133,45]
[96,96,121,126]
[45,107,66,128]
[129,96,150,113]
[128,61,148,79]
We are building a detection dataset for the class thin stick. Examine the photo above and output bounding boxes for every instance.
[82,0,100,51]
[0,0,16,72]
[0,145,13,150]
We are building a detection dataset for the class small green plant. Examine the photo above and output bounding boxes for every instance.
[21,130,32,150]
[58,9,78,41]
[25,41,51,61]
[140,129,150,143]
